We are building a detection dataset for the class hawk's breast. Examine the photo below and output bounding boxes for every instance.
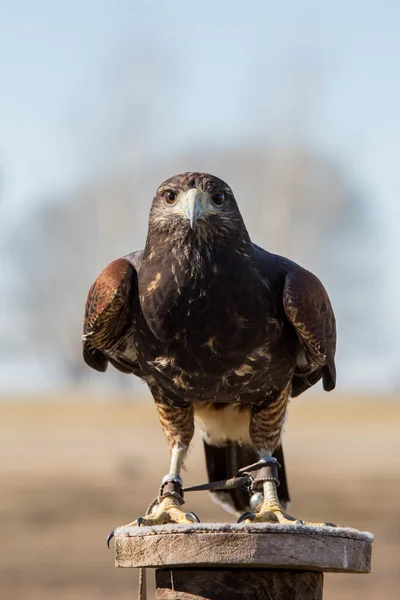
[137,289,283,402]
[135,246,291,402]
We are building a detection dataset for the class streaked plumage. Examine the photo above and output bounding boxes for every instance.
[83,172,336,521]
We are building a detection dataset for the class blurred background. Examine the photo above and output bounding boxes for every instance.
[1,1,399,599]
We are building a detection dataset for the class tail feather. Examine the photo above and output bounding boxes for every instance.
[203,440,290,516]
[273,443,290,510]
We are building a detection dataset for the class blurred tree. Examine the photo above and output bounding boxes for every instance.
[8,138,382,390]
[7,46,177,387]
[11,186,146,387]
[11,197,89,384]
[5,48,385,390]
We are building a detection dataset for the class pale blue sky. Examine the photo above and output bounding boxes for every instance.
[0,1,399,388]
[1,1,400,217]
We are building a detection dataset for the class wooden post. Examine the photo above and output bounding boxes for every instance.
[155,569,323,599]
[113,523,373,599]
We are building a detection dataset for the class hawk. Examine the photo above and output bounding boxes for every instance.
[83,172,336,538]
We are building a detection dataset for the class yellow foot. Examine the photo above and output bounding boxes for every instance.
[238,502,335,527]
[107,496,200,547]
[132,495,200,527]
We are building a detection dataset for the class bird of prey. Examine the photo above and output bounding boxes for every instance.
[83,172,336,534]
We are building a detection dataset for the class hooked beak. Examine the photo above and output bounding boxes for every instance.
[183,188,204,230]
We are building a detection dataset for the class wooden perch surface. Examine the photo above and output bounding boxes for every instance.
[113,522,373,574]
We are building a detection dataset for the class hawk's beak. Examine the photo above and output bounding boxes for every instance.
[184,188,204,230]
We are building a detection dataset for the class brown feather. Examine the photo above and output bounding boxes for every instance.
[283,268,336,391]
[83,258,139,374]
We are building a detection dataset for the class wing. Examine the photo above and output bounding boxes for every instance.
[83,252,142,375]
[283,267,336,395]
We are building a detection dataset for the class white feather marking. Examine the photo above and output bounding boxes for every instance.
[82,332,93,341]
[246,344,271,363]
[194,403,251,445]
[147,272,161,293]
[152,355,174,369]
[234,364,254,376]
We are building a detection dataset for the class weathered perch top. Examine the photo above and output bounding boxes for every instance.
[113,522,373,574]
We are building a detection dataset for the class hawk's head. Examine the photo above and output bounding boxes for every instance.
[147,172,249,247]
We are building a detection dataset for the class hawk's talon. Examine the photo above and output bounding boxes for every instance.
[245,504,333,526]
[112,494,201,531]
[239,479,335,527]
[237,511,256,523]
[106,529,115,549]
[237,474,336,527]
[184,511,200,523]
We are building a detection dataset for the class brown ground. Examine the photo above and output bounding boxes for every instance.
[1,393,399,599]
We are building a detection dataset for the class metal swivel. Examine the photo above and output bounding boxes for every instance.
[249,491,264,513]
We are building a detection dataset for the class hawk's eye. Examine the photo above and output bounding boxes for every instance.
[212,191,225,206]
[164,190,177,205]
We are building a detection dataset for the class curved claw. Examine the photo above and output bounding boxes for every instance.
[185,511,201,523]
[106,529,115,549]
[237,511,256,523]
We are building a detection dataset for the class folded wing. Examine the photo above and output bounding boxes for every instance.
[83,254,141,375]
[283,267,336,396]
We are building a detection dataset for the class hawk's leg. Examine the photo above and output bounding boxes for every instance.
[238,386,334,527]
[121,399,199,528]
[131,445,200,526]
